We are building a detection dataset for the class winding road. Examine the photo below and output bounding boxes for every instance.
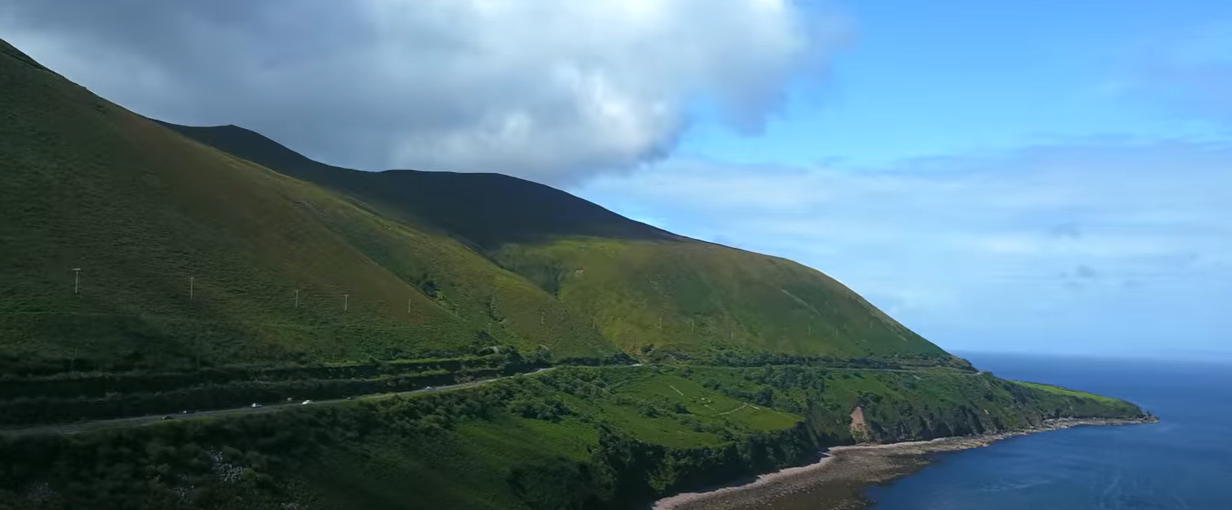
[0,367,556,438]
[0,364,957,438]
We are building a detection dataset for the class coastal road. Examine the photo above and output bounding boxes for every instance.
[0,367,557,438]
[0,363,956,438]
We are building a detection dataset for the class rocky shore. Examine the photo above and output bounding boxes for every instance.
[651,417,1157,510]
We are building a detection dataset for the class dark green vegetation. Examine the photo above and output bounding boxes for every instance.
[0,366,1147,510]
[0,353,541,428]
[0,38,1151,510]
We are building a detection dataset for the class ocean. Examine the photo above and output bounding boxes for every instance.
[865,352,1232,510]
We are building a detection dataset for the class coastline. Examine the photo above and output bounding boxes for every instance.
[651,417,1156,510]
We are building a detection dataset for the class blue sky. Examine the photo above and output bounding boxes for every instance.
[4,0,1229,360]
[676,0,1230,166]
[572,0,1232,359]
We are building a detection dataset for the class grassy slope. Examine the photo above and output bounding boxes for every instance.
[0,39,615,375]
[153,122,681,250]
[493,239,950,361]
[0,366,1148,510]
[1,33,953,373]
[158,128,955,365]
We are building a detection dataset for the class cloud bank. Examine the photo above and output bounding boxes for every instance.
[0,0,846,183]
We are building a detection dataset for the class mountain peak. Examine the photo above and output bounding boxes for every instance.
[160,122,682,249]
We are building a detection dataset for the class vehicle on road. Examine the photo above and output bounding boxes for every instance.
[251,403,262,408]
[161,415,173,421]
[301,400,313,405]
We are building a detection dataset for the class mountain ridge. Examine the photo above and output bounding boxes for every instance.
[159,121,960,366]
[155,121,684,251]
[2,35,958,376]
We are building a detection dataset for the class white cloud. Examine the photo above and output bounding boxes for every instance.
[0,0,848,184]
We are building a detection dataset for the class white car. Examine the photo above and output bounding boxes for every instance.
[251,403,262,408]
[301,400,313,405]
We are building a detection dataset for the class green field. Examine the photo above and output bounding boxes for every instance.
[1015,380,1126,405]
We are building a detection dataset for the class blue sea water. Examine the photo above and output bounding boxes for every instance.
[867,352,1232,510]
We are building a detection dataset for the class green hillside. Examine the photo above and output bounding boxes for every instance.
[155,122,680,250]
[0,31,961,373]
[0,38,616,376]
[492,238,950,362]
[158,125,957,367]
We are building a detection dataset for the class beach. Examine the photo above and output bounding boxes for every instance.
[651,418,1154,510]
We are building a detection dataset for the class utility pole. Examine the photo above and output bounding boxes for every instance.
[344,294,349,312]
[72,268,81,294]
[540,311,545,325]
[407,298,411,314]
[295,289,299,308]
[69,348,77,372]
[189,276,195,300]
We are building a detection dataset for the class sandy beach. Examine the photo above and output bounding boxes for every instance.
[651,417,1154,510]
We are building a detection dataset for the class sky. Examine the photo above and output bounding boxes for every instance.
[1,0,1229,360]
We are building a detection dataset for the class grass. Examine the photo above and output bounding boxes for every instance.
[493,238,954,361]
[580,372,800,448]
[156,122,680,250]
[161,117,960,367]
[1014,381,1125,405]
[0,38,616,375]
[305,416,600,510]
[618,374,798,429]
